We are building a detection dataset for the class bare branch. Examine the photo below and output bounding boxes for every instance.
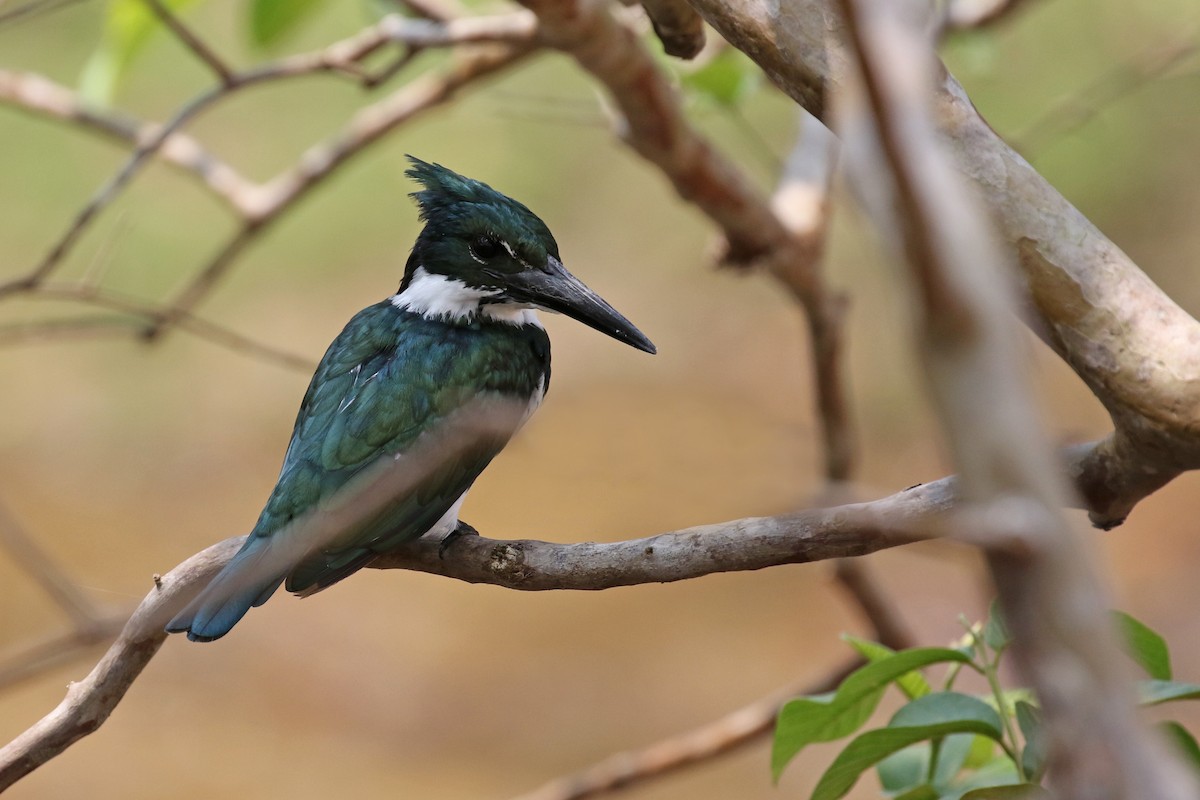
[0,432,1162,790]
[142,0,236,86]
[518,0,851,486]
[833,559,916,650]
[0,70,256,215]
[684,0,1200,529]
[0,12,536,300]
[834,0,1196,796]
[0,501,102,629]
[0,617,127,691]
[771,113,851,480]
[1014,30,1199,155]
[0,538,241,792]
[0,478,952,790]
[150,42,533,332]
[513,661,858,800]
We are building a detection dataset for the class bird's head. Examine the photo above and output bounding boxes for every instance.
[400,157,655,354]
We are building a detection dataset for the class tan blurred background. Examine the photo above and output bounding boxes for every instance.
[2,1,1199,797]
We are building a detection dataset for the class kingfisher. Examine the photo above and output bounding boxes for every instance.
[166,157,655,642]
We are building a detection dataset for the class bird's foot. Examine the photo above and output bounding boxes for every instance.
[439,520,479,559]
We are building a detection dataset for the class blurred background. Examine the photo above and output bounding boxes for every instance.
[1,0,1199,797]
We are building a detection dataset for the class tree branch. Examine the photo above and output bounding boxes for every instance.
[834,0,1196,796]
[0,11,536,299]
[142,0,236,86]
[0,477,953,790]
[0,70,255,215]
[0,432,1150,792]
[684,0,1200,529]
[0,538,240,792]
[513,661,856,800]
[150,41,533,332]
[517,0,849,484]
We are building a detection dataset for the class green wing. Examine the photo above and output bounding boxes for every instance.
[249,302,536,595]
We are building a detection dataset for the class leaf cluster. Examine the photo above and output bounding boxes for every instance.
[773,606,1200,799]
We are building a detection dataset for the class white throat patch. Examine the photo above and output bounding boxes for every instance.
[391,266,543,328]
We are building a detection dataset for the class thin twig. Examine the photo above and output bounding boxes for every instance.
[833,559,916,650]
[513,661,860,800]
[0,0,84,24]
[142,0,236,85]
[12,283,316,371]
[0,502,100,630]
[0,70,256,215]
[771,112,850,480]
[0,12,536,300]
[519,0,849,485]
[1014,30,1199,155]
[0,616,128,691]
[150,42,533,331]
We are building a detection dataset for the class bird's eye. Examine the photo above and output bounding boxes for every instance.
[470,235,502,261]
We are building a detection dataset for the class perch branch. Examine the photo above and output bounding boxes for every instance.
[0,437,1154,791]
[0,478,953,790]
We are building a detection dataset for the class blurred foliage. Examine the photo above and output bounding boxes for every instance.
[80,0,199,103]
[774,608,1200,799]
[1,1,1199,799]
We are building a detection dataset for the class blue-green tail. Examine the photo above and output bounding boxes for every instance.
[166,538,285,642]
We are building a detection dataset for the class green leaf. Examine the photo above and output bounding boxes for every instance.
[249,0,330,46]
[680,49,760,107]
[877,744,929,793]
[943,756,1021,800]
[933,733,977,786]
[1159,721,1200,772]
[843,634,932,700]
[1014,701,1045,781]
[894,786,940,800]
[809,693,1004,800]
[889,693,1004,732]
[962,735,996,770]
[982,599,1010,654]
[79,0,199,105]
[1138,679,1200,706]
[959,785,1051,799]
[772,648,975,780]
[1113,610,1172,681]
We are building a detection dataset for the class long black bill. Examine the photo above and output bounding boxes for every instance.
[508,256,656,354]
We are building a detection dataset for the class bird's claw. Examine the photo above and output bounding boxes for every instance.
[439,520,479,559]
